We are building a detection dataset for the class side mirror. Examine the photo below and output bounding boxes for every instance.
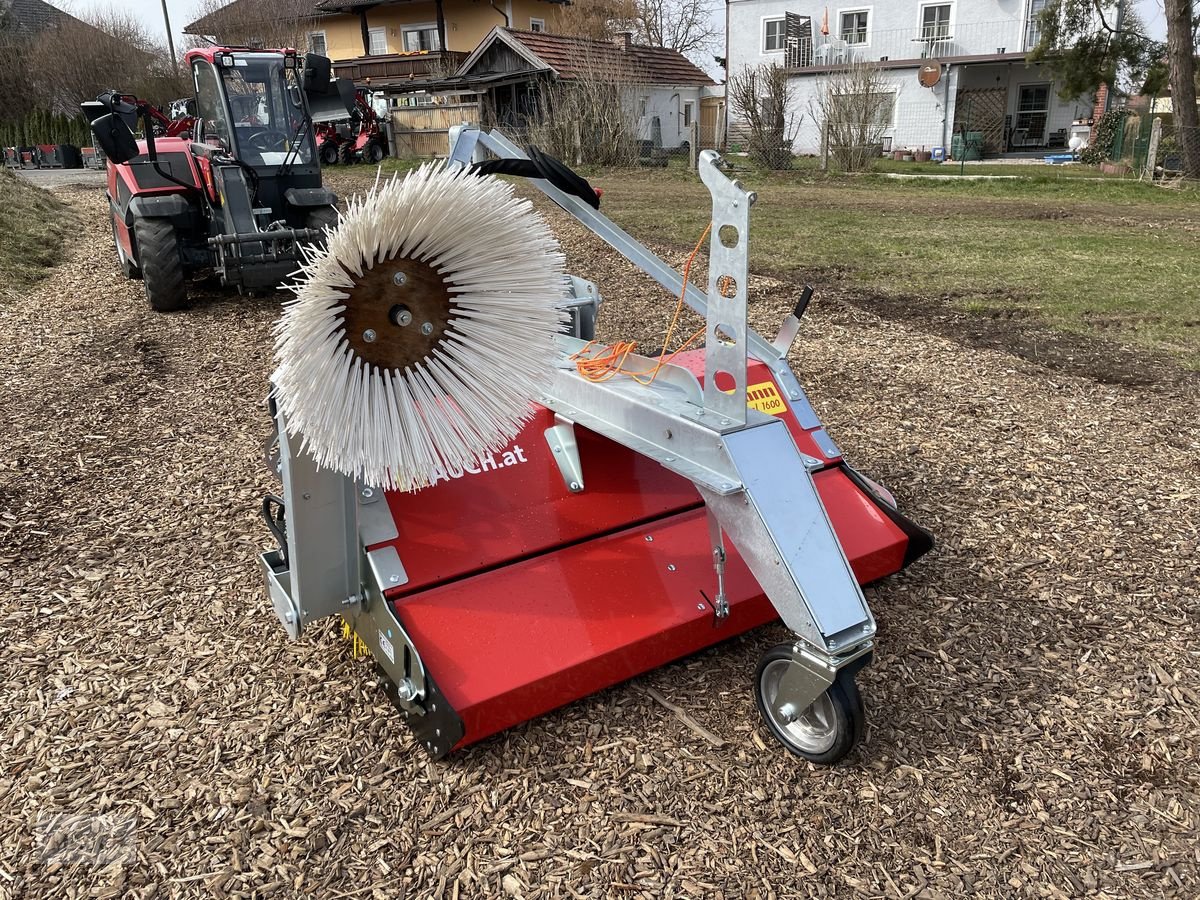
[302,53,332,93]
[89,113,140,164]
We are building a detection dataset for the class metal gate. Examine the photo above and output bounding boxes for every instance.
[953,88,1006,154]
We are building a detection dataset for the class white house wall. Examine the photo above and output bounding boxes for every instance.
[783,65,959,154]
[728,0,1101,154]
[630,85,704,148]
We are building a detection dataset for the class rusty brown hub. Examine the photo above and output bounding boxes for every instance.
[341,257,453,371]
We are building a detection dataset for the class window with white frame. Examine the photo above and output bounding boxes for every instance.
[683,100,694,127]
[529,17,545,32]
[840,10,869,45]
[402,24,441,52]
[367,27,387,55]
[307,31,327,56]
[920,4,952,40]
[1025,0,1047,48]
[763,17,786,52]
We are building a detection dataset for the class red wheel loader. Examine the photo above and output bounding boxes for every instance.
[313,88,388,166]
[83,49,355,311]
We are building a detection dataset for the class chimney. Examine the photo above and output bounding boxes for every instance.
[615,31,633,51]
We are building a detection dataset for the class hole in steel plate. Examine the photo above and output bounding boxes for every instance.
[713,369,736,393]
[714,323,737,346]
[718,224,739,248]
[717,275,737,298]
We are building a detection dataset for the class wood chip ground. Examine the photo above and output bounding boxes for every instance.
[0,184,1196,899]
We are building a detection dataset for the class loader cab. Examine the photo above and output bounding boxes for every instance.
[190,50,321,219]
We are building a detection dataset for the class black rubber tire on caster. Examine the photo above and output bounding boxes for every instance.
[754,642,865,765]
[134,218,187,312]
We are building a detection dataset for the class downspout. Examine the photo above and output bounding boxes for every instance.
[941,64,950,149]
[435,0,447,52]
[359,8,371,56]
[1105,0,1126,113]
[724,0,730,148]
[489,1,510,26]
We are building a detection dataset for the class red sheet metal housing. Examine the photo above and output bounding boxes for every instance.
[371,354,916,749]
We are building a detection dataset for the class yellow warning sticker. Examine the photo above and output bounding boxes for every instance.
[746,381,788,416]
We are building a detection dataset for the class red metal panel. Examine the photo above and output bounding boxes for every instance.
[394,508,777,747]
[395,468,907,748]
[379,406,702,593]
[814,467,907,584]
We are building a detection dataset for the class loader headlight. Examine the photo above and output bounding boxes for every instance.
[284,54,297,69]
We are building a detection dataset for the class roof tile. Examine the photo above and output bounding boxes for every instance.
[505,29,714,86]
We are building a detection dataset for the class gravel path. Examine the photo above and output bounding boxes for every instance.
[0,184,1197,899]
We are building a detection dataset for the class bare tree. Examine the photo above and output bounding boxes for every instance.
[627,0,720,59]
[811,62,891,173]
[728,62,799,168]
[553,0,638,40]
[556,0,719,67]
[0,8,35,123]
[526,48,643,166]
[185,0,320,54]
[24,6,186,114]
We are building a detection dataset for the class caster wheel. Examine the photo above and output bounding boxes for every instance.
[754,643,865,765]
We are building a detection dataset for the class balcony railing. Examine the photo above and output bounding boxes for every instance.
[332,50,468,84]
[784,20,1026,69]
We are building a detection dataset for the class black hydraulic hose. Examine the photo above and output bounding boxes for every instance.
[469,146,601,209]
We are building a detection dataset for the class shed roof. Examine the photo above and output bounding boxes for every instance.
[460,27,715,87]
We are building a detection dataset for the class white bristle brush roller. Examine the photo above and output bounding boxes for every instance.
[271,163,567,492]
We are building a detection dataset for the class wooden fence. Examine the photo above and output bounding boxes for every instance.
[389,102,481,158]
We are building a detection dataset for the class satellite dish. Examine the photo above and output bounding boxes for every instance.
[918,63,941,88]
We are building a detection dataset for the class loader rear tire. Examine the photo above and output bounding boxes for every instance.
[365,140,385,163]
[110,213,140,280]
[134,218,187,312]
[754,643,864,765]
[338,141,356,165]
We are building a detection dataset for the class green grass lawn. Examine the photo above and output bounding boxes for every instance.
[590,164,1200,366]
[0,170,75,298]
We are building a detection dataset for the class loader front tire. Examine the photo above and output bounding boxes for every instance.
[319,141,339,166]
[754,643,864,765]
[306,206,340,235]
[134,218,187,312]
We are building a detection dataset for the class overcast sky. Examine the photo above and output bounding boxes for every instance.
[66,0,1170,70]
